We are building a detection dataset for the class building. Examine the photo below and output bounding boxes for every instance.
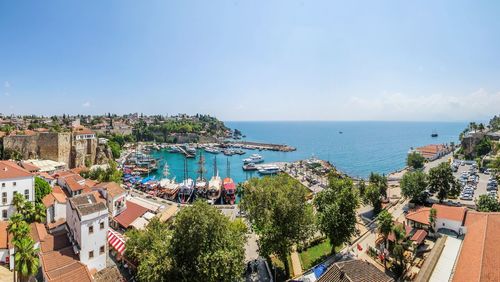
[92,182,127,217]
[114,200,148,230]
[42,186,68,230]
[0,221,13,270]
[39,230,93,282]
[0,161,35,219]
[56,171,87,197]
[2,127,103,169]
[67,193,108,272]
[405,204,467,235]
[413,144,449,161]
[452,212,500,282]
[317,259,394,282]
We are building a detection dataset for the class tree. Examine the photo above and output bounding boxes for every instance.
[428,163,460,203]
[35,177,52,203]
[391,224,408,277]
[407,151,425,170]
[364,184,382,214]
[376,210,394,269]
[429,208,437,234]
[8,218,30,245]
[358,180,366,198]
[241,174,315,276]
[369,172,388,198]
[476,195,500,212]
[12,192,26,212]
[169,201,247,281]
[14,237,39,282]
[474,137,492,157]
[125,202,247,282]
[30,203,46,223]
[107,140,121,159]
[314,177,359,254]
[400,171,428,203]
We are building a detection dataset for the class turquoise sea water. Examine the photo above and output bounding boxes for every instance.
[150,121,466,183]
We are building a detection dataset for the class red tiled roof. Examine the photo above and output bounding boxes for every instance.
[410,229,427,245]
[388,221,413,242]
[93,182,126,198]
[0,161,32,179]
[30,222,48,243]
[452,212,500,282]
[40,246,93,282]
[20,161,40,172]
[405,204,467,225]
[42,186,68,208]
[64,177,84,192]
[0,221,9,249]
[114,201,148,228]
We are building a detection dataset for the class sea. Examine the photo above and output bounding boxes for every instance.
[150,121,466,184]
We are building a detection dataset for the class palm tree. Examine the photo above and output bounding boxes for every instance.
[429,208,437,235]
[32,203,46,223]
[21,202,34,223]
[7,214,25,233]
[9,221,30,246]
[376,210,394,269]
[12,193,26,212]
[14,237,39,282]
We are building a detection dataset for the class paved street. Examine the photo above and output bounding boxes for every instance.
[453,163,492,206]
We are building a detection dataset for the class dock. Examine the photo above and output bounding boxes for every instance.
[226,141,296,152]
[176,146,195,158]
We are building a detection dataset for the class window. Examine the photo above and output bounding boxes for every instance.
[2,210,6,219]
[88,225,94,234]
[1,183,4,188]
[100,246,105,254]
[100,222,104,230]
[2,192,6,205]
[12,182,16,187]
[88,251,94,259]
[24,189,29,200]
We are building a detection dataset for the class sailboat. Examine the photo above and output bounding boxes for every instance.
[195,153,208,198]
[158,162,179,201]
[178,158,194,204]
[223,158,236,205]
[207,156,222,204]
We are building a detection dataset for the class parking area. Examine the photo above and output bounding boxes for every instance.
[452,161,498,205]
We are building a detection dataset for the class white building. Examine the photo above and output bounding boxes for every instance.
[66,192,108,272]
[42,186,68,231]
[92,182,127,217]
[0,161,35,220]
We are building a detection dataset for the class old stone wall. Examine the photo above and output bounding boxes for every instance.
[3,135,39,159]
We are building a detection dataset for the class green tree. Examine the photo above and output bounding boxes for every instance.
[400,171,428,203]
[376,210,394,269]
[14,237,40,282]
[8,218,30,245]
[429,208,437,234]
[35,177,52,203]
[406,151,425,170]
[13,193,26,212]
[314,177,359,254]
[241,174,315,277]
[107,140,121,159]
[169,201,247,281]
[30,203,46,223]
[476,195,500,212]
[369,172,388,198]
[364,184,382,214]
[474,137,492,157]
[428,163,460,202]
[391,224,408,277]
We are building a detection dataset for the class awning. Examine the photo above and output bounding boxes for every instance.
[108,229,126,256]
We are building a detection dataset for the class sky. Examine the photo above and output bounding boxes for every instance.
[1,1,500,121]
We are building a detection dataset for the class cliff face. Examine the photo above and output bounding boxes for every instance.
[95,144,113,165]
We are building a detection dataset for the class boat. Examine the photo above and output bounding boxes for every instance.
[258,165,280,175]
[178,178,194,204]
[234,149,246,155]
[158,178,179,201]
[243,154,264,164]
[207,157,222,204]
[431,131,438,137]
[177,158,194,204]
[204,147,220,154]
[339,131,343,134]
[223,149,235,156]
[242,163,258,171]
[167,146,181,153]
[195,153,208,198]
[185,145,196,154]
[223,159,236,204]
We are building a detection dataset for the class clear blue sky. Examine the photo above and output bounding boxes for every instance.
[1,0,499,121]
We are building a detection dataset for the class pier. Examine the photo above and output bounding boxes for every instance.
[176,146,195,158]
[226,141,296,152]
